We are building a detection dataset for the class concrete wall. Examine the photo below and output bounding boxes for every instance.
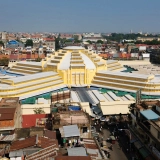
[21,104,50,115]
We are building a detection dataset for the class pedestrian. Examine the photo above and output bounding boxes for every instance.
[109,144,112,150]
[108,153,110,158]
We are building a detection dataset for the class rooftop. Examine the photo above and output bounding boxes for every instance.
[58,52,96,70]
[63,46,85,50]
[55,156,92,160]
[63,125,80,138]
[140,110,160,120]
[8,71,56,84]
[98,70,153,80]
[10,136,36,151]
[67,147,87,156]
[0,97,19,107]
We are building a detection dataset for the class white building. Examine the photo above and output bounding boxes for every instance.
[83,33,106,43]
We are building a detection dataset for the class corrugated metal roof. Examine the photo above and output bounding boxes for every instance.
[86,148,102,159]
[38,137,58,148]
[0,113,14,120]
[44,130,56,139]
[0,97,19,107]
[0,134,15,141]
[10,136,36,151]
[0,107,16,120]
[63,125,80,138]
[0,108,16,113]
[9,150,23,157]
[55,156,91,160]
[67,147,86,156]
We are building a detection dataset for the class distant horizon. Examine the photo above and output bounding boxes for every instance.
[0,0,160,33]
[2,31,160,35]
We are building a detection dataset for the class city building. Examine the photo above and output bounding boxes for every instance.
[83,33,106,43]
[137,37,160,42]
[54,110,91,138]
[43,37,55,50]
[9,134,59,160]
[0,46,160,100]
[130,101,160,160]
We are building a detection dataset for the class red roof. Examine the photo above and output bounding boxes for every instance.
[10,136,36,151]
[22,114,48,128]
[135,44,148,47]
[38,137,58,148]
[43,37,55,41]
[10,54,18,60]
[10,135,58,151]
[44,130,56,139]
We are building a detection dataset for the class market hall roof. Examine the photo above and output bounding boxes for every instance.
[58,52,96,70]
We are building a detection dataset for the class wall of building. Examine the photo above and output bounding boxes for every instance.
[150,125,158,140]
[0,120,14,129]
[14,103,22,128]
[21,104,50,115]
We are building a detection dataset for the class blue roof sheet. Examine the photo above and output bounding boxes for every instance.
[140,110,159,120]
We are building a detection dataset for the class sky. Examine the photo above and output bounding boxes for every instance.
[1,0,160,33]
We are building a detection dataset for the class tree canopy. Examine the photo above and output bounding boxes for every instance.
[0,57,9,66]
[86,40,92,44]
[96,40,103,44]
[135,40,160,45]
[55,34,61,51]
[25,39,33,47]
[0,41,4,47]
[103,33,159,42]
[35,57,42,62]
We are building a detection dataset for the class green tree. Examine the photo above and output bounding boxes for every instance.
[0,57,9,66]
[55,34,60,51]
[33,107,45,114]
[25,39,33,47]
[96,40,103,44]
[103,33,145,42]
[86,40,92,44]
[35,57,42,62]
[65,39,73,42]
[135,39,160,45]
[73,35,82,43]
[0,41,4,47]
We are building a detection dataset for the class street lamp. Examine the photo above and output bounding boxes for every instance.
[118,129,131,151]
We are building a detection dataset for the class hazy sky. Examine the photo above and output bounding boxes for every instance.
[1,0,160,33]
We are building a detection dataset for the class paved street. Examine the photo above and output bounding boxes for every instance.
[102,128,128,160]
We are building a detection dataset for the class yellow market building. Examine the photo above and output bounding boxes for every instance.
[1,46,160,99]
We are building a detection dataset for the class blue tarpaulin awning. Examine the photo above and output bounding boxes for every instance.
[140,110,159,120]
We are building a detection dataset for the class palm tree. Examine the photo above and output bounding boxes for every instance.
[33,107,45,114]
